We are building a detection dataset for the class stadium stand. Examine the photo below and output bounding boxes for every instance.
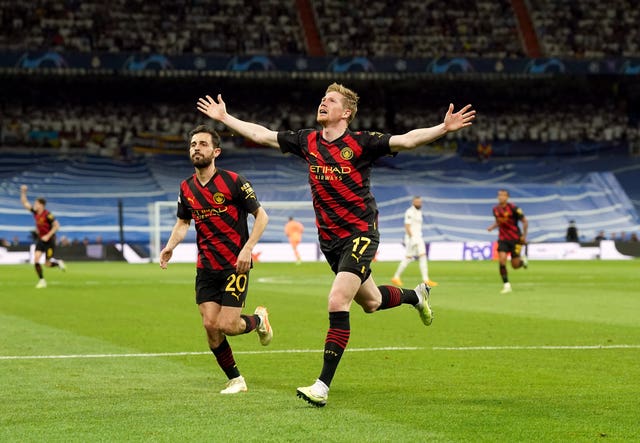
[1,0,638,59]
[311,0,525,58]
[0,0,306,55]
[1,150,638,250]
[2,76,638,156]
[1,1,639,257]
[3,1,638,59]
[528,0,640,57]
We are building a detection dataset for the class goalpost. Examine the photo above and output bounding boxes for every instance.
[148,200,315,263]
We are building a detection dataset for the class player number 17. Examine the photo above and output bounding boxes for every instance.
[351,236,371,261]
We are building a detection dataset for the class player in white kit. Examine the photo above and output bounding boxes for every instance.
[391,196,438,287]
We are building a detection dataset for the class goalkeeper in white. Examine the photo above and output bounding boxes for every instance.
[391,196,438,287]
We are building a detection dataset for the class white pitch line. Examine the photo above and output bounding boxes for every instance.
[433,344,640,351]
[0,345,638,361]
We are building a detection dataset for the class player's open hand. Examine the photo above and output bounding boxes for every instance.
[235,247,252,274]
[197,94,227,122]
[443,103,475,132]
[159,248,172,269]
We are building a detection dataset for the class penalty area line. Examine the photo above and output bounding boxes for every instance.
[1,344,638,361]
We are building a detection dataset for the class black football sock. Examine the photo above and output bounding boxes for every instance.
[401,287,420,306]
[500,265,509,283]
[380,285,420,308]
[377,285,401,309]
[318,311,350,388]
[211,338,240,379]
[241,314,260,333]
[35,263,43,279]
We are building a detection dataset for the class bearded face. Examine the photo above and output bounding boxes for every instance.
[190,149,215,168]
[189,132,219,169]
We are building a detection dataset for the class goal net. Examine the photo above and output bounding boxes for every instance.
[148,200,316,262]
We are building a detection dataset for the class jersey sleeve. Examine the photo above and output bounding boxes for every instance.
[358,131,393,159]
[403,208,412,225]
[176,191,192,220]
[277,129,310,158]
[235,174,261,214]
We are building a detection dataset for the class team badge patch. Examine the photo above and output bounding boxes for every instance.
[340,147,354,160]
[213,192,226,204]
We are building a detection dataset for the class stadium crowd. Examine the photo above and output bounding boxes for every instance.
[1,81,638,156]
[1,0,638,58]
[529,0,640,57]
[1,101,636,154]
[314,0,524,58]
[1,0,639,155]
[0,0,304,55]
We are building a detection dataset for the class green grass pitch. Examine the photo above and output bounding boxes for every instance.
[1,259,639,442]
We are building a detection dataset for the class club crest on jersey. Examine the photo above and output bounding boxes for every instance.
[340,147,354,160]
[213,192,226,205]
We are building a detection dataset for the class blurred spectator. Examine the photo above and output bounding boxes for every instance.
[565,220,579,242]
[630,233,639,242]
[594,231,606,242]
[477,140,493,163]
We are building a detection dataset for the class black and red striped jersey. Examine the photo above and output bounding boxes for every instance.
[176,168,261,270]
[277,129,393,240]
[492,202,525,241]
[31,208,56,239]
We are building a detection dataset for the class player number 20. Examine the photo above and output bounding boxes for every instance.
[225,273,248,293]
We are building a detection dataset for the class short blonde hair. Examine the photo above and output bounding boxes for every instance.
[326,82,359,124]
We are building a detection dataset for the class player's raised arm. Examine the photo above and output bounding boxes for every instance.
[19,185,32,210]
[197,94,280,149]
[389,103,475,152]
